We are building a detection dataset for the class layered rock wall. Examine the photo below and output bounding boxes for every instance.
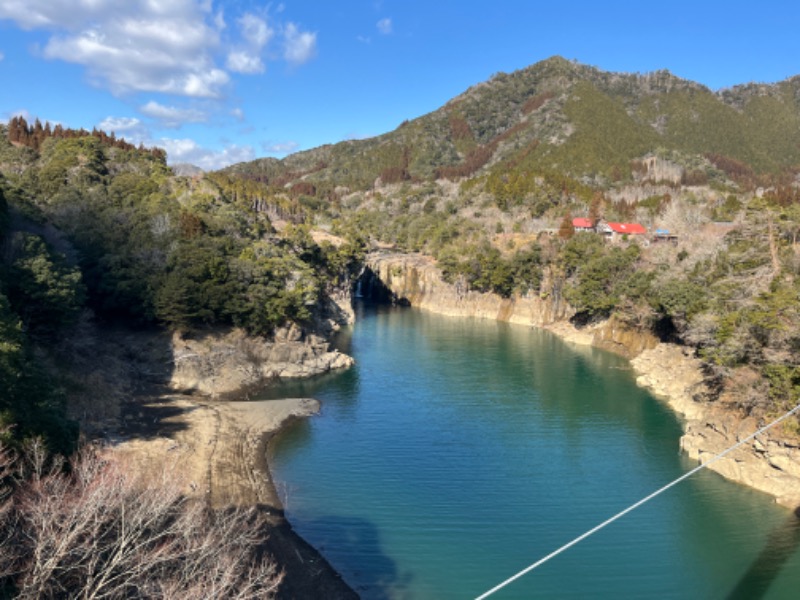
[365,252,572,326]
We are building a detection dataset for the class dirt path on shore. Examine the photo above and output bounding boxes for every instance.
[111,393,358,599]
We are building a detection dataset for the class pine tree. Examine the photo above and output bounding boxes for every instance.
[559,211,575,239]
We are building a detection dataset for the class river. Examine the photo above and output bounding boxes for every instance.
[264,304,800,599]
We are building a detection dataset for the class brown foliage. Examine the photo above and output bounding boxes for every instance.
[436,146,493,180]
[0,440,282,599]
[379,166,411,185]
[521,91,555,115]
[681,169,709,186]
[437,121,531,181]
[705,153,755,187]
[179,211,205,239]
[558,211,575,239]
[763,185,800,207]
[289,181,317,198]
[448,114,474,143]
[6,116,166,161]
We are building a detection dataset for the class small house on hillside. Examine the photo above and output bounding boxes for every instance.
[572,217,595,232]
[653,229,678,244]
[600,222,647,241]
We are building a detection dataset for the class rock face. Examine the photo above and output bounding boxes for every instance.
[169,324,353,398]
[632,344,800,508]
[366,251,800,508]
[364,252,572,326]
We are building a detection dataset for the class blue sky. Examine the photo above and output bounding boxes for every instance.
[1,1,798,170]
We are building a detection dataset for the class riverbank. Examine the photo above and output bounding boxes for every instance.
[78,325,359,599]
[363,251,800,509]
[111,393,359,599]
[547,320,800,509]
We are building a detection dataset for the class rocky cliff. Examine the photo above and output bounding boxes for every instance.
[364,251,800,508]
[364,252,572,326]
[365,252,659,357]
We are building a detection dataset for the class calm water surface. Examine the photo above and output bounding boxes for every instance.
[265,305,800,599]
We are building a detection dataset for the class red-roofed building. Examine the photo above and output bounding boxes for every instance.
[599,222,647,241]
[572,217,595,232]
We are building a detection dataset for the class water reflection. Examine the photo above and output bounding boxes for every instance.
[726,508,800,599]
[269,306,800,599]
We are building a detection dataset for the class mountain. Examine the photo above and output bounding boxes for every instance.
[171,162,205,177]
[216,57,800,428]
[225,56,800,193]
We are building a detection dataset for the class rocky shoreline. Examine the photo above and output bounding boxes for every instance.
[547,322,800,509]
[366,251,800,510]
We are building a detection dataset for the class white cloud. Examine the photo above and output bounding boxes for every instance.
[159,137,255,170]
[2,108,31,123]
[0,1,317,97]
[239,13,273,47]
[377,18,392,35]
[24,1,229,98]
[0,0,110,30]
[98,116,142,132]
[231,107,244,121]
[225,13,273,74]
[284,22,317,65]
[262,140,299,155]
[139,101,207,127]
[0,51,4,61]
[226,50,263,74]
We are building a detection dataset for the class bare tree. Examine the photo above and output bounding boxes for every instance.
[0,442,282,599]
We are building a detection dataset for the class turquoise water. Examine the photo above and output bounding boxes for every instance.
[265,305,800,599]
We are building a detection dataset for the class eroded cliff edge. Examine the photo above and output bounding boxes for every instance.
[364,251,800,508]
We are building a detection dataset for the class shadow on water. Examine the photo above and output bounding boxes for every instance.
[299,515,413,600]
[726,507,800,600]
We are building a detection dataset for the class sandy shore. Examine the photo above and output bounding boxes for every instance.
[111,393,358,599]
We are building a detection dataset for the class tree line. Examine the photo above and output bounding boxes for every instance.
[6,116,166,162]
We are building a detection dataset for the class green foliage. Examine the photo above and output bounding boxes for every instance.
[4,233,85,335]
[439,242,543,298]
[562,241,649,318]
[0,185,8,238]
[0,288,77,454]
[650,278,708,324]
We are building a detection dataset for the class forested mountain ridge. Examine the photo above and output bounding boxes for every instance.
[221,56,800,436]
[225,56,800,192]
[1,54,800,597]
[3,56,800,449]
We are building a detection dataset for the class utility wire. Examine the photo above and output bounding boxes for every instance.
[475,402,800,600]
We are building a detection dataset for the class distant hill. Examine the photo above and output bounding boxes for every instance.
[171,163,205,177]
[224,56,800,193]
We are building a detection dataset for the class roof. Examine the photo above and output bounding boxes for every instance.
[572,217,594,228]
[606,222,646,234]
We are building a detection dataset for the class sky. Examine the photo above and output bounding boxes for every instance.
[0,1,799,171]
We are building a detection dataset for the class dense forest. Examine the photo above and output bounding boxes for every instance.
[0,122,365,596]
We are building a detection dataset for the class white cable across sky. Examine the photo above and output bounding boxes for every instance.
[475,402,800,600]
